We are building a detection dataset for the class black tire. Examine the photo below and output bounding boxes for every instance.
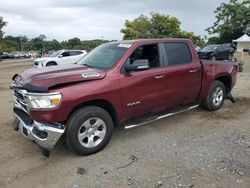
[46,62,57,66]
[239,66,243,72]
[65,106,113,155]
[201,81,226,111]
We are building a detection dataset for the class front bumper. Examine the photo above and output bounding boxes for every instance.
[14,108,65,150]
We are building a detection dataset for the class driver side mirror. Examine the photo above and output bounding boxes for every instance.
[125,59,149,72]
[58,54,63,58]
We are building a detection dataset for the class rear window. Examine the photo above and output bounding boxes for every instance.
[163,43,192,66]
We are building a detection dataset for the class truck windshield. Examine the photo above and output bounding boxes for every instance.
[78,43,129,69]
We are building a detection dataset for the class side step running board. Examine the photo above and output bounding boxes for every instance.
[124,104,199,129]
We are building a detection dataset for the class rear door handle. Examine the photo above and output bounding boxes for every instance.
[154,75,165,79]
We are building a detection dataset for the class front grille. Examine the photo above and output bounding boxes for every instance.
[14,108,33,125]
[14,89,28,111]
[14,90,24,100]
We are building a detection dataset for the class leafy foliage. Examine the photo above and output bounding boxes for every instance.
[150,13,181,38]
[206,0,250,43]
[178,31,206,47]
[0,34,112,52]
[0,17,7,38]
[121,12,205,46]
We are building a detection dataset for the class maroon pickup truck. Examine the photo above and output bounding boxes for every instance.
[11,39,238,156]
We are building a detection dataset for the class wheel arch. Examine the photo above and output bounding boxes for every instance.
[215,74,232,94]
[45,61,57,66]
[66,99,118,126]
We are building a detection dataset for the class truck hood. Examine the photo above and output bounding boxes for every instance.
[12,64,106,91]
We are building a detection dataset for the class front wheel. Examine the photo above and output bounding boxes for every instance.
[201,81,226,111]
[66,106,113,155]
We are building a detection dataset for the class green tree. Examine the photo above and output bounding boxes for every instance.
[121,12,205,46]
[0,17,7,38]
[150,12,181,38]
[29,34,47,51]
[178,31,205,47]
[38,34,46,52]
[121,15,152,39]
[206,36,221,45]
[68,37,81,49]
[46,39,62,51]
[206,0,250,43]
[121,13,181,39]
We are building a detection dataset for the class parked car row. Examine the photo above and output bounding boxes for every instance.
[0,51,33,60]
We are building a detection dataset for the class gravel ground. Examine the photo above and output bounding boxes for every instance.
[0,56,250,188]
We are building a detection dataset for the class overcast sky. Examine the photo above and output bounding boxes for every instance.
[0,0,229,41]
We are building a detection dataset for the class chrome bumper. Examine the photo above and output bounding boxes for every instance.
[14,111,65,150]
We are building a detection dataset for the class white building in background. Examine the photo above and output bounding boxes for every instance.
[233,34,250,51]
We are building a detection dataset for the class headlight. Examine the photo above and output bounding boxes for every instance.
[27,92,62,109]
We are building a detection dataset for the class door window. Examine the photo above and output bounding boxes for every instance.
[125,44,160,69]
[163,43,192,66]
[61,51,70,57]
[70,51,83,56]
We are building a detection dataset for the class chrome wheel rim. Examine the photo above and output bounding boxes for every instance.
[78,117,106,148]
[212,87,223,106]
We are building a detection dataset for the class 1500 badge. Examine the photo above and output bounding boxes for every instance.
[127,101,141,107]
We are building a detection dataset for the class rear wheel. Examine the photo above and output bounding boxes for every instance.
[201,81,225,111]
[66,106,113,155]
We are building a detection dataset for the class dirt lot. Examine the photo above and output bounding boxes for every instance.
[0,56,250,188]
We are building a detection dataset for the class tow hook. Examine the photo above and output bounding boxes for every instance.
[226,93,235,103]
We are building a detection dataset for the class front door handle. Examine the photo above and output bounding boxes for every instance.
[154,75,165,79]
[189,68,200,73]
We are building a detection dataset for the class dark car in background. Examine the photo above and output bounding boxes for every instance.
[243,48,250,55]
[0,52,13,59]
[198,44,235,60]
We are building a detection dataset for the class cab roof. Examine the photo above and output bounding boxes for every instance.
[114,38,192,45]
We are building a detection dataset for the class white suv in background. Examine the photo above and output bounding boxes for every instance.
[34,50,87,67]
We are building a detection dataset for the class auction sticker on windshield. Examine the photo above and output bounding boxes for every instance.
[118,43,132,48]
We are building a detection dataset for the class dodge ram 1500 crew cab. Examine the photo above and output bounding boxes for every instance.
[11,39,238,156]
